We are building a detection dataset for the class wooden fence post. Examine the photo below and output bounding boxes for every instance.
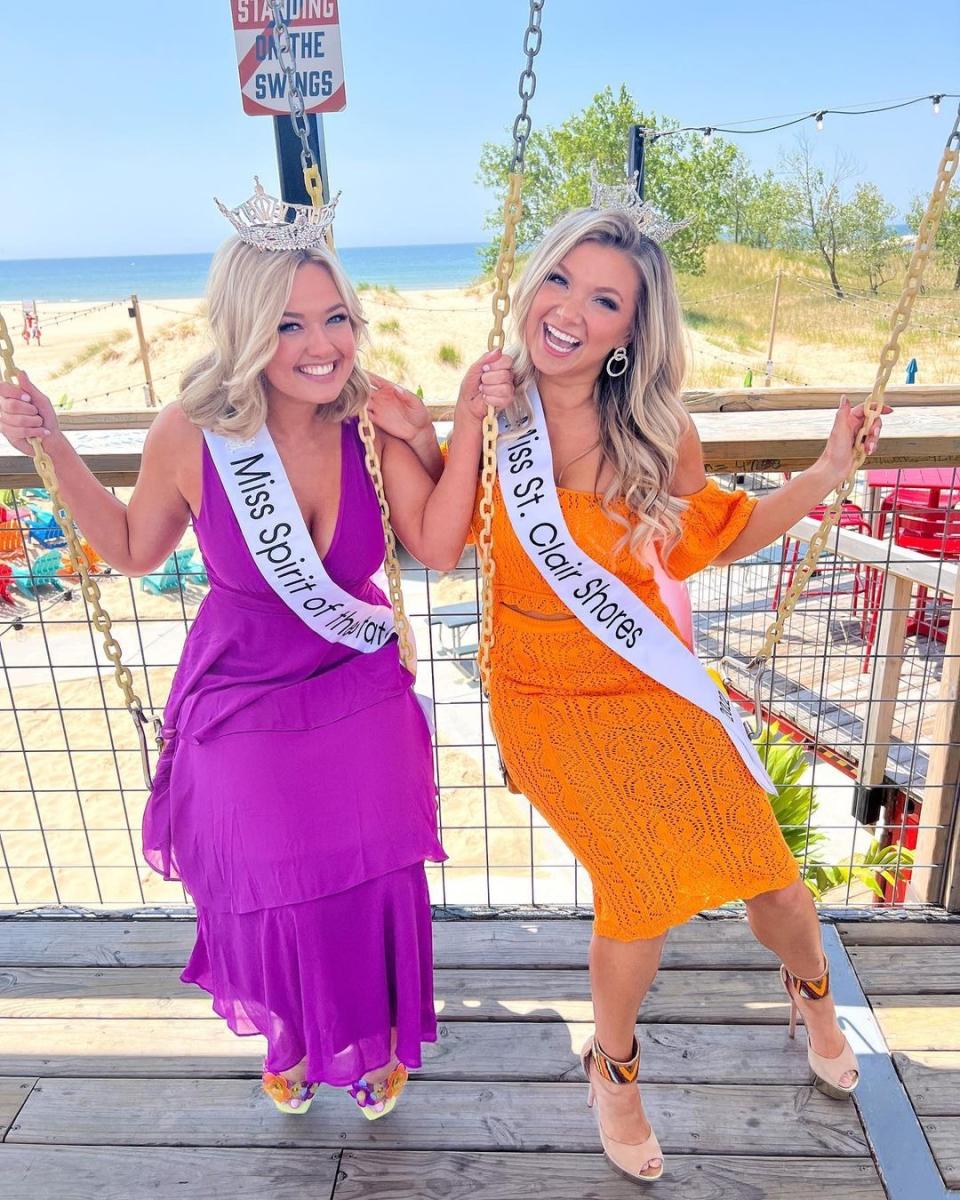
[764,269,783,387]
[128,295,157,408]
[855,571,912,820]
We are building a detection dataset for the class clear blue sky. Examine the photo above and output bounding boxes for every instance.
[2,1,957,258]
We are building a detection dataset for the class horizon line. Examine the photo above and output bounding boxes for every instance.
[0,240,488,266]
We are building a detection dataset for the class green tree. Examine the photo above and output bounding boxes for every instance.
[845,183,902,293]
[477,85,738,276]
[908,191,960,288]
[740,171,802,249]
[719,150,756,244]
[781,137,858,297]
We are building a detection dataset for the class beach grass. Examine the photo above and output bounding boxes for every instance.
[365,345,409,383]
[674,243,960,386]
[51,329,132,377]
[437,343,462,368]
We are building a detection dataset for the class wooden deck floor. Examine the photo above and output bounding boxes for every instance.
[0,916,957,1198]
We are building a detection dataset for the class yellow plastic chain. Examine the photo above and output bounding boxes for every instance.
[748,104,959,672]
[0,321,163,787]
[355,406,417,674]
[476,2,544,695]
[477,172,525,694]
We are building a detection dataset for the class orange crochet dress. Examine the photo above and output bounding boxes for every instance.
[475,477,799,941]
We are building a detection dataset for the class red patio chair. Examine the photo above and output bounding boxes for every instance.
[862,500,960,671]
[0,561,13,604]
[876,485,960,539]
[772,501,872,614]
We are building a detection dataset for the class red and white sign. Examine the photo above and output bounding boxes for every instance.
[230,0,346,117]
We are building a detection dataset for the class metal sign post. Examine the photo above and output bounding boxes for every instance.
[628,124,647,198]
[273,111,330,207]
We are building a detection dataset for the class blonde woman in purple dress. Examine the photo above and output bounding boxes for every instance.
[0,211,513,1117]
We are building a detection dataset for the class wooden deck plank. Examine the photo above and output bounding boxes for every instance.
[333,1150,885,1200]
[0,965,790,1022]
[894,1051,960,1115]
[837,921,960,947]
[920,1118,960,1189]
[0,917,778,970]
[0,1145,342,1199]
[11,916,953,968]
[0,1020,813,1084]
[0,1077,35,1139]
[6,1079,869,1156]
[870,995,960,1050]
[848,944,960,993]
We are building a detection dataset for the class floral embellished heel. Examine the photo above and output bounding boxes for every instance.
[262,1068,319,1114]
[348,1061,409,1121]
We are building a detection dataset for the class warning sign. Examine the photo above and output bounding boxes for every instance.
[230,1,346,117]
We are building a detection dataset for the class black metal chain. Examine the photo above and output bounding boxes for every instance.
[266,0,316,175]
[510,1,545,172]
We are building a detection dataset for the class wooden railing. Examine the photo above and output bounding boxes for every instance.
[2,391,959,487]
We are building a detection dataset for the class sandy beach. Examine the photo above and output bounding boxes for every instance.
[1,276,921,419]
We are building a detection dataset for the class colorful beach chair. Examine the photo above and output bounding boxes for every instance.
[141,548,198,595]
[12,550,66,597]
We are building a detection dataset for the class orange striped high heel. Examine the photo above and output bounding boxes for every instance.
[780,960,860,1099]
[580,1035,664,1183]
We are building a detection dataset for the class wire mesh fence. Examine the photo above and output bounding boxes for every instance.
[1,461,958,915]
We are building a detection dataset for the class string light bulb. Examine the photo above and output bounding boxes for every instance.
[815,111,825,132]
[702,127,713,147]
[932,94,942,114]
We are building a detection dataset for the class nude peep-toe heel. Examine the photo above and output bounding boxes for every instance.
[580,1035,664,1183]
[780,961,860,1099]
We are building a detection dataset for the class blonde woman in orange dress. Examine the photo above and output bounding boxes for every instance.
[383,204,885,1185]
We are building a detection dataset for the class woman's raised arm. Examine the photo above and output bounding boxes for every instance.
[0,371,197,575]
[381,351,514,570]
[712,396,888,565]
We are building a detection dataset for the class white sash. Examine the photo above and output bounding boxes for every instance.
[204,424,396,656]
[497,386,773,793]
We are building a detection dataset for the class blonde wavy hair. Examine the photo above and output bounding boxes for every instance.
[181,237,369,438]
[505,208,689,558]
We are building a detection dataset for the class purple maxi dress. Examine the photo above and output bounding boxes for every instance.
[142,417,446,1085]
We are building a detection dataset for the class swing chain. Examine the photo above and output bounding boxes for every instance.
[477,0,546,696]
[267,0,325,206]
[0,320,162,786]
[745,102,960,675]
[511,0,545,172]
[262,1,414,673]
[356,406,418,676]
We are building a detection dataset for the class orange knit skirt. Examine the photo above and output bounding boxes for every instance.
[490,604,800,941]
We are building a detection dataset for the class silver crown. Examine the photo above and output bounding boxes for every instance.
[215,177,341,252]
[589,161,691,244]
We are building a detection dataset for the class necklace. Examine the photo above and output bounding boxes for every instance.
[555,439,602,487]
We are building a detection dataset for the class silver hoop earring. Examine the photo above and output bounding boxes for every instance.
[606,347,629,378]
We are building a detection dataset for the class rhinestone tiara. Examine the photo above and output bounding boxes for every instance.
[589,161,691,244]
[215,177,341,252]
